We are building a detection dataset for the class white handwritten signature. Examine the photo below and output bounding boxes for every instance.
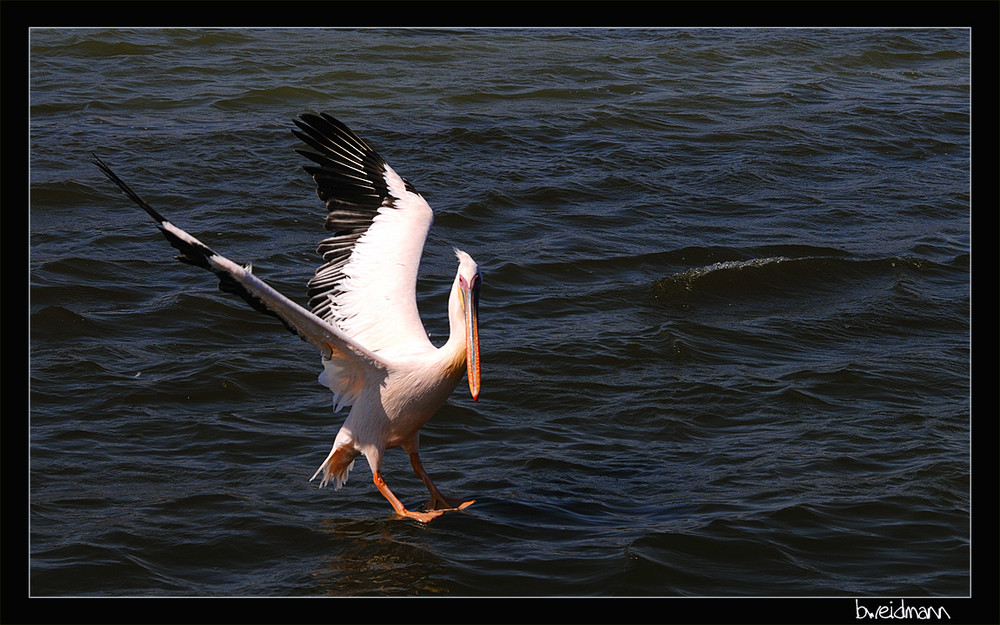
[855,599,951,620]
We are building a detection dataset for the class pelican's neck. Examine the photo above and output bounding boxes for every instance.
[441,274,467,374]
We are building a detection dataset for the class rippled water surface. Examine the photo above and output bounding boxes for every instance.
[29,28,972,604]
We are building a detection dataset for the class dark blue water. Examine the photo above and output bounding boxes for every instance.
[29,28,975,608]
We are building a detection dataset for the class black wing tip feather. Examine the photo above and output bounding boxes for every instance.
[93,154,214,270]
[295,113,364,146]
[291,113,386,172]
[291,112,420,214]
[292,113,379,165]
[291,113,427,321]
[94,154,299,337]
[93,154,168,225]
[293,114,420,197]
[292,114,392,216]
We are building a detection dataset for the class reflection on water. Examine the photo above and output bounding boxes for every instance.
[317,518,455,595]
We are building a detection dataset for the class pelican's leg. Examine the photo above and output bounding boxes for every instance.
[403,441,475,512]
[372,472,445,523]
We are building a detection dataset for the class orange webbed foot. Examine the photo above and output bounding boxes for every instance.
[424,494,476,512]
[399,508,447,523]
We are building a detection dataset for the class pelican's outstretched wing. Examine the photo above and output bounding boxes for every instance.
[94,155,381,409]
[293,113,435,354]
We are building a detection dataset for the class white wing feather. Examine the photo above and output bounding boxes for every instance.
[293,113,435,356]
[328,167,434,353]
[98,113,436,416]
[93,154,383,410]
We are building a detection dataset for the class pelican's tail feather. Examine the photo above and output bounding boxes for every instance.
[311,445,359,490]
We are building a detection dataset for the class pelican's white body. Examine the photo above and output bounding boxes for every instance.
[315,247,477,488]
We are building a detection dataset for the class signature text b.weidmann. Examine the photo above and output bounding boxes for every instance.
[855,599,950,621]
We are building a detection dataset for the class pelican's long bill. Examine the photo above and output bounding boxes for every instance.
[461,276,481,402]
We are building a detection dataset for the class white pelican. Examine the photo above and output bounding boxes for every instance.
[94,113,482,523]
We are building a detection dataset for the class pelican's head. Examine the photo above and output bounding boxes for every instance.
[454,248,481,402]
